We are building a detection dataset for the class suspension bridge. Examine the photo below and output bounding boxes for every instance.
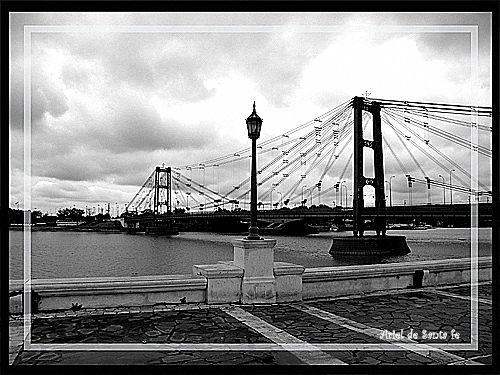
[123,96,492,234]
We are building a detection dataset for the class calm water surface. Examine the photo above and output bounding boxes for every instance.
[9,228,492,280]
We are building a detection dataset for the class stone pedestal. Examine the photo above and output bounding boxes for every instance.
[192,263,243,304]
[232,239,277,304]
[274,262,305,302]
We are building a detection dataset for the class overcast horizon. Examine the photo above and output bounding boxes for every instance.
[9,12,492,215]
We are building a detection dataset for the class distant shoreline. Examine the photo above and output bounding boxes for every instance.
[8,225,124,233]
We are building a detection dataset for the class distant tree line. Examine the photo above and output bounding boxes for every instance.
[8,207,111,225]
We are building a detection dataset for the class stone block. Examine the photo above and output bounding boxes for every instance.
[193,263,243,304]
[274,262,305,302]
[10,294,23,314]
[241,276,276,304]
[232,238,277,304]
[232,238,277,277]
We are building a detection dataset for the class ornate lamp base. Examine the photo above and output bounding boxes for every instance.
[246,225,262,240]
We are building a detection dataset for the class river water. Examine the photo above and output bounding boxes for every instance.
[9,228,492,280]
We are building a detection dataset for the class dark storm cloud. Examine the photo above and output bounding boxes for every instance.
[32,147,149,183]
[29,101,217,183]
[35,32,218,104]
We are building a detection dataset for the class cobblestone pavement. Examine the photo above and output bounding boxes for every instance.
[9,282,493,365]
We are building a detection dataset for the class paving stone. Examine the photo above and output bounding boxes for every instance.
[144,329,162,337]
[102,324,124,333]
[11,282,491,365]
[183,358,212,365]
[160,354,196,364]
[406,352,433,363]
[16,351,41,362]
[37,352,62,362]
[169,332,186,342]
[358,357,382,365]
[205,353,244,363]
[77,328,97,335]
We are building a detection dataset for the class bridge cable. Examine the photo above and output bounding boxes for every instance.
[386,108,492,157]
[383,113,481,193]
[384,110,490,191]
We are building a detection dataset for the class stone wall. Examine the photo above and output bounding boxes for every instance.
[302,257,492,300]
[9,257,492,312]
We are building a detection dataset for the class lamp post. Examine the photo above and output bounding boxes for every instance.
[277,192,283,208]
[438,174,445,204]
[335,182,340,206]
[246,101,263,240]
[389,175,395,207]
[449,169,455,205]
[341,181,346,207]
[302,185,307,206]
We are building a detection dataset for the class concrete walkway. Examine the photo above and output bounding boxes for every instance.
[9,282,492,365]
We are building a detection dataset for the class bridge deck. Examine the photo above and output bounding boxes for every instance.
[124,203,492,222]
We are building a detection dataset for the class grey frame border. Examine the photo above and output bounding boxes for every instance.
[18,21,483,352]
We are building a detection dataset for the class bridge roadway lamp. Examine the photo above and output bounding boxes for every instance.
[246,101,263,240]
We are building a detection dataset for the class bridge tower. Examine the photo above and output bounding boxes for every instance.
[353,96,387,237]
[330,97,408,255]
[153,166,172,215]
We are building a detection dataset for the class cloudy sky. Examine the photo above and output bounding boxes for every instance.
[9,12,492,215]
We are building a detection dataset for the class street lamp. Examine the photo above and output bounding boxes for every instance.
[341,181,346,207]
[449,169,455,205]
[302,185,307,206]
[438,174,445,204]
[246,101,263,240]
[335,182,340,206]
[389,175,395,207]
[277,192,283,208]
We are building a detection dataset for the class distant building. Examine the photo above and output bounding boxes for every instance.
[56,219,85,227]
